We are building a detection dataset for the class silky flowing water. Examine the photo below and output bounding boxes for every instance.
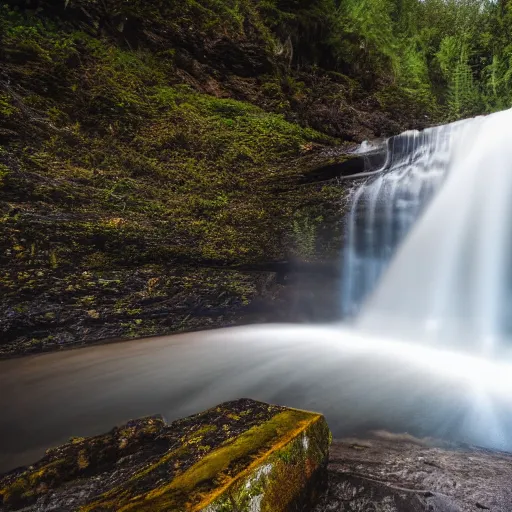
[3,110,512,473]
[335,108,512,449]
[357,110,512,357]
[342,118,468,318]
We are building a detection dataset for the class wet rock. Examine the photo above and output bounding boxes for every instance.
[0,260,345,358]
[299,142,388,184]
[314,432,512,512]
[0,399,331,512]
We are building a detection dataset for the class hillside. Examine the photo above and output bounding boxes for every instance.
[1,0,507,355]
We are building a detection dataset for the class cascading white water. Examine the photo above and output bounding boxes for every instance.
[347,108,512,357]
[341,118,471,317]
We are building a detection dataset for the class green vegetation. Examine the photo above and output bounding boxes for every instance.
[1,0,511,353]
[264,0,512,120]
[0,2,336,268]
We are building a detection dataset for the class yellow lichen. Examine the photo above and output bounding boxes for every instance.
[187,425,217,445]
[78,450,90,470]
[81,409,323,512]
[1,459,66,507]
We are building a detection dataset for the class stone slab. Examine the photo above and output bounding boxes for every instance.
[0,399,331,512]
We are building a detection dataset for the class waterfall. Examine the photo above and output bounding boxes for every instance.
[345,109,512,356]
[342,118,471,317]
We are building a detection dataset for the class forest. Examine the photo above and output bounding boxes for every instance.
[0,0,511,355]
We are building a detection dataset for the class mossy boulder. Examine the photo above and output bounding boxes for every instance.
[0,399,331,511]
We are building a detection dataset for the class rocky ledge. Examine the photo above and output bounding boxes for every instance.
[316,433,512,512]
[0,399,331,512]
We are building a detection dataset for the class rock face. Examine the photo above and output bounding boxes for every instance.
[1,0,426,357]
[0,399,331,512]
[314,433,512,512]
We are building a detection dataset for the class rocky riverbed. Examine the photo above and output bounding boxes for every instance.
[316,433,512,512]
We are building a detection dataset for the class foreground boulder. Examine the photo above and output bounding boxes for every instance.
[0,399,330,511]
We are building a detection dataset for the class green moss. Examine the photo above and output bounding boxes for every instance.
[0,417,169,509]
[0,164,9,190]
[0,94,18,118]
[1,1,341,289]
[80,410,320,512]
[203,412,330,512]
[1,458,66,508]
[0,0,356,353]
